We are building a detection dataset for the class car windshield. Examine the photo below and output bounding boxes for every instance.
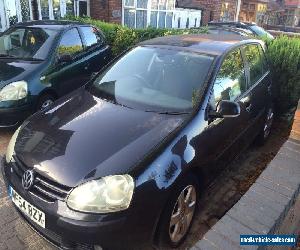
[89,46,214,113]
[0,27,59,60]
[250,25,274,39]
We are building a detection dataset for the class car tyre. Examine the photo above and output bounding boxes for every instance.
[37,94,55,111]
[156,174,199,248]
[255,104,274,146]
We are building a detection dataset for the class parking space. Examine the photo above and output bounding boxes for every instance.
[0,118,292,250]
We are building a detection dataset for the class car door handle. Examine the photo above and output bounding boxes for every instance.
[245,103,252,112]
[84,63,90,70]
[240,96,252,112]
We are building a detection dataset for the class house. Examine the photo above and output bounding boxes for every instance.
[239,0,268,24]
[0,0,203,32]
[283,0,300,26]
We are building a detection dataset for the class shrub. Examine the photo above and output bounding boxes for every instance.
[265,36,300,112]
[64,16,208,55]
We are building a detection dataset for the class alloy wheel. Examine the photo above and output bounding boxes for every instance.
[169,185,197,244]
[40,99,54,110]
[263,107,274,139]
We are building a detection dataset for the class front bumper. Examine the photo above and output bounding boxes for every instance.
[1,159,161,250]
[0,105,32,128]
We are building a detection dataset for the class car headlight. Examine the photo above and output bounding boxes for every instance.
[0,81,28,102]
[67,175,134,213]
[6,126,21,163]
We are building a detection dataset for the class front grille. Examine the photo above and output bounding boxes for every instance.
[18,210,94,250]
[11,155,72,202]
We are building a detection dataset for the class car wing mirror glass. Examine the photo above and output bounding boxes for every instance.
[216,100,241,118]
[209,100,241,119]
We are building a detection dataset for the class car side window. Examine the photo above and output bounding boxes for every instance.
[80,26,104,49]
[212,48,246,108]
[243,44,264,86]
[258,45,269,73]
[57,28,83,58]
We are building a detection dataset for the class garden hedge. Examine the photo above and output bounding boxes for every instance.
[264,36,300,113]
[65,16,208,55]
[65,16,300,113]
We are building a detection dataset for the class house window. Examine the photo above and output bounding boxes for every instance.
[123,0,175,28]
[53,0,61,19]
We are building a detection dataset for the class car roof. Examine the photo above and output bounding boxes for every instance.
[14,20,87,30]
[208,21,255,27]
[207,26,253,35]
[139,34,261,56]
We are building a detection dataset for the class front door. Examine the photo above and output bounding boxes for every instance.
[44,27,90,97]
[192,48,251,185]
[241,43,271,134]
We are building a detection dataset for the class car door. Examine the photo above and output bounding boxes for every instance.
[191,47,252,183]
[44,27,89,97]
[241,43,272,135]
[78,26,111,75]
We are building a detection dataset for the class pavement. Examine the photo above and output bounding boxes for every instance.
[0,118,292,250]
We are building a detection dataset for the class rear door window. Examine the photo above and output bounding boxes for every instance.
[79,26,104,49]
[213,48,246,107]
[243,44,264,86]
[58,28,83,58]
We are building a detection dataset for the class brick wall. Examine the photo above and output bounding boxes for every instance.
[90,0,122,23]
[90,0,237,25]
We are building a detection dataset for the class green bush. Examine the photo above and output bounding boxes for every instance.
[265,36,300,112]
[64,16,208,55]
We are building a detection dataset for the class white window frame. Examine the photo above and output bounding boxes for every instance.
[37,0,89,20]
[0,0,7,31]
[38,0,53,20]
[75,0,90,17]
[17,0,33,22]
[0,0,33,31]
[123,0,175,29]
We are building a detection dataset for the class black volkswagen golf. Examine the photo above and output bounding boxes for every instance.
[2,35,273,249]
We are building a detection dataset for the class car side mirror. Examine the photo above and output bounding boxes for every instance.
[217,100,240,118]
[209,100,241,119]
[58,54,72,63]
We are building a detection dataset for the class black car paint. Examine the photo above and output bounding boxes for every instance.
[0,21,111,127]
[2,35,272,249]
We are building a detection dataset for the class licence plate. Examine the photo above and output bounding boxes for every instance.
[9,186,46,228]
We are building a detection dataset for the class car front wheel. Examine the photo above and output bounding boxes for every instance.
[157,174,199,248]
[37,94,55,111]
[256,105,274,145]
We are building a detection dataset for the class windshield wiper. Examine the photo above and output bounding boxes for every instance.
[101,97,133,109]
[145,110,189,115]
[0,54,16,58]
